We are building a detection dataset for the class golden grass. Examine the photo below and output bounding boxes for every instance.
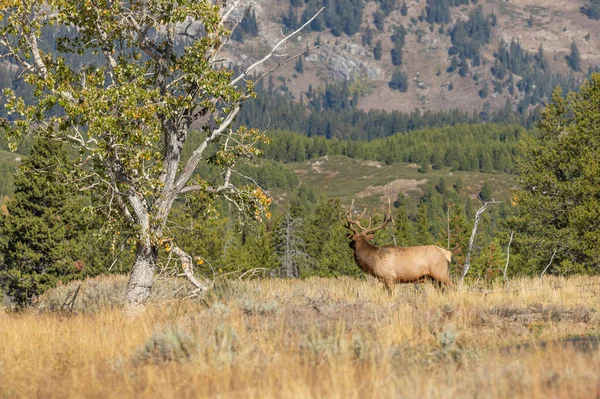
[1,275,599,398]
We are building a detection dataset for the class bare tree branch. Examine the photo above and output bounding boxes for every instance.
[220,0,244,26]
[172,104,241,196]
[254,44,319,84]
[169,242,209,293]
[460,199,503,284]
[540,249,558,282]
[25,32,48,79]
[502,230,514,284]
[230,7,324,87]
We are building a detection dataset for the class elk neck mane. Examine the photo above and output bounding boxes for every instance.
[352,236,393,274]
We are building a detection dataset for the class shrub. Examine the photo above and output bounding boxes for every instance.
[36,275,199,314]
[388,70,409,92]
[132,326,199,365]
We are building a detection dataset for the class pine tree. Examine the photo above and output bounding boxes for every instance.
[453,178,463,193]
[510,76,600,274]
[581,0,600,20]
[168,201,230,274]
[401,1,408,16]
[479,81,490,98]
[391,42,404,66]
[362,26,374,47]
[246,223,279,273]
[389,70,409,92]
[435,177,447,194]
[447,56,459,73]
[447,204,470,273]
[232,10,260,42]
[473,239,505,282]
[0,138,97,305]
[373,41,383,60]
[566,41,581,72]
[465,197,474,220]
[220,229,252,273]
[316,222,357,277]
[416,203,434,245]
[458,56,469,77]
[281,5,298,33]
[373,10,385,30]
[303,199,353,276]
[479,182,493,201]
[394,203,416,246]
[295,56,304,74]
[380,0,397,16]
[426,0,451,24]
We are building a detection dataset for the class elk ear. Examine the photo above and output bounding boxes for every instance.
[365,234,375,241]
[346,233,353,239]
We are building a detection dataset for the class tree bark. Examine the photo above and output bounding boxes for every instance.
[125,240,157,307]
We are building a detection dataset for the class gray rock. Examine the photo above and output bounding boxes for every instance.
[317,43,382,81]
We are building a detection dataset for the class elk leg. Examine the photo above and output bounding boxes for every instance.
[429,271,453,289]
[383,279,394,295]
[413,283,424,294]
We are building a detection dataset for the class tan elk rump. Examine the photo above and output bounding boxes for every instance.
[342,201,452,291]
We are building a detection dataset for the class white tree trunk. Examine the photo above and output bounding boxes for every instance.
[125,240,157,307]
[460,200,502,284]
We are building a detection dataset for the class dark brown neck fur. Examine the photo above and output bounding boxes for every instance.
[352,237,381,275]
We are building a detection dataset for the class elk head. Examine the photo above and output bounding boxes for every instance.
[342,199,393,247]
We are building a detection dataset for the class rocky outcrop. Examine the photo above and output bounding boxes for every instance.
[307,42,382,81]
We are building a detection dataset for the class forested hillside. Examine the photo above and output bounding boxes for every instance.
[1,0,598,120]
[224,0,600,117]
[261,124,522,173]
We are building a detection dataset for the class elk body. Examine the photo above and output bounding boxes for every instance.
[343,202,452,291]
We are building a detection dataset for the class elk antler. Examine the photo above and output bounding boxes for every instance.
[360,199,392,235]
[343,199,392,235]
[341,199,363,234]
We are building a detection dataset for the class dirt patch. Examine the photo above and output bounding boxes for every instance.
[356,178,428,202]
[361,160,382,168]
[294,169,308,176]
[308,157,340,178]
[310,159,325,174]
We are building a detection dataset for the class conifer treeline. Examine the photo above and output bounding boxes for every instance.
[235,78,533,140]
[281,0,364,37]
[259,124,523,174]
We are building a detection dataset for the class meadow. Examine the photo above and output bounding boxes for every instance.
[1,275,599,399]
[291,155,517,206]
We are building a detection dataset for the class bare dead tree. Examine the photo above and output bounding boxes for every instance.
[502,230,514,284]
[540,249,558,282]
[460,198,503,284]
[274,213,312,278]
[447,204,451,249]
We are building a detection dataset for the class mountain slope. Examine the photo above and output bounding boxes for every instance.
[225,0,600,114]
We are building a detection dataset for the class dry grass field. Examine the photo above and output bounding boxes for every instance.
[1,275,599,398]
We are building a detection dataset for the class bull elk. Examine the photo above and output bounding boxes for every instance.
[342,201,452,291]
